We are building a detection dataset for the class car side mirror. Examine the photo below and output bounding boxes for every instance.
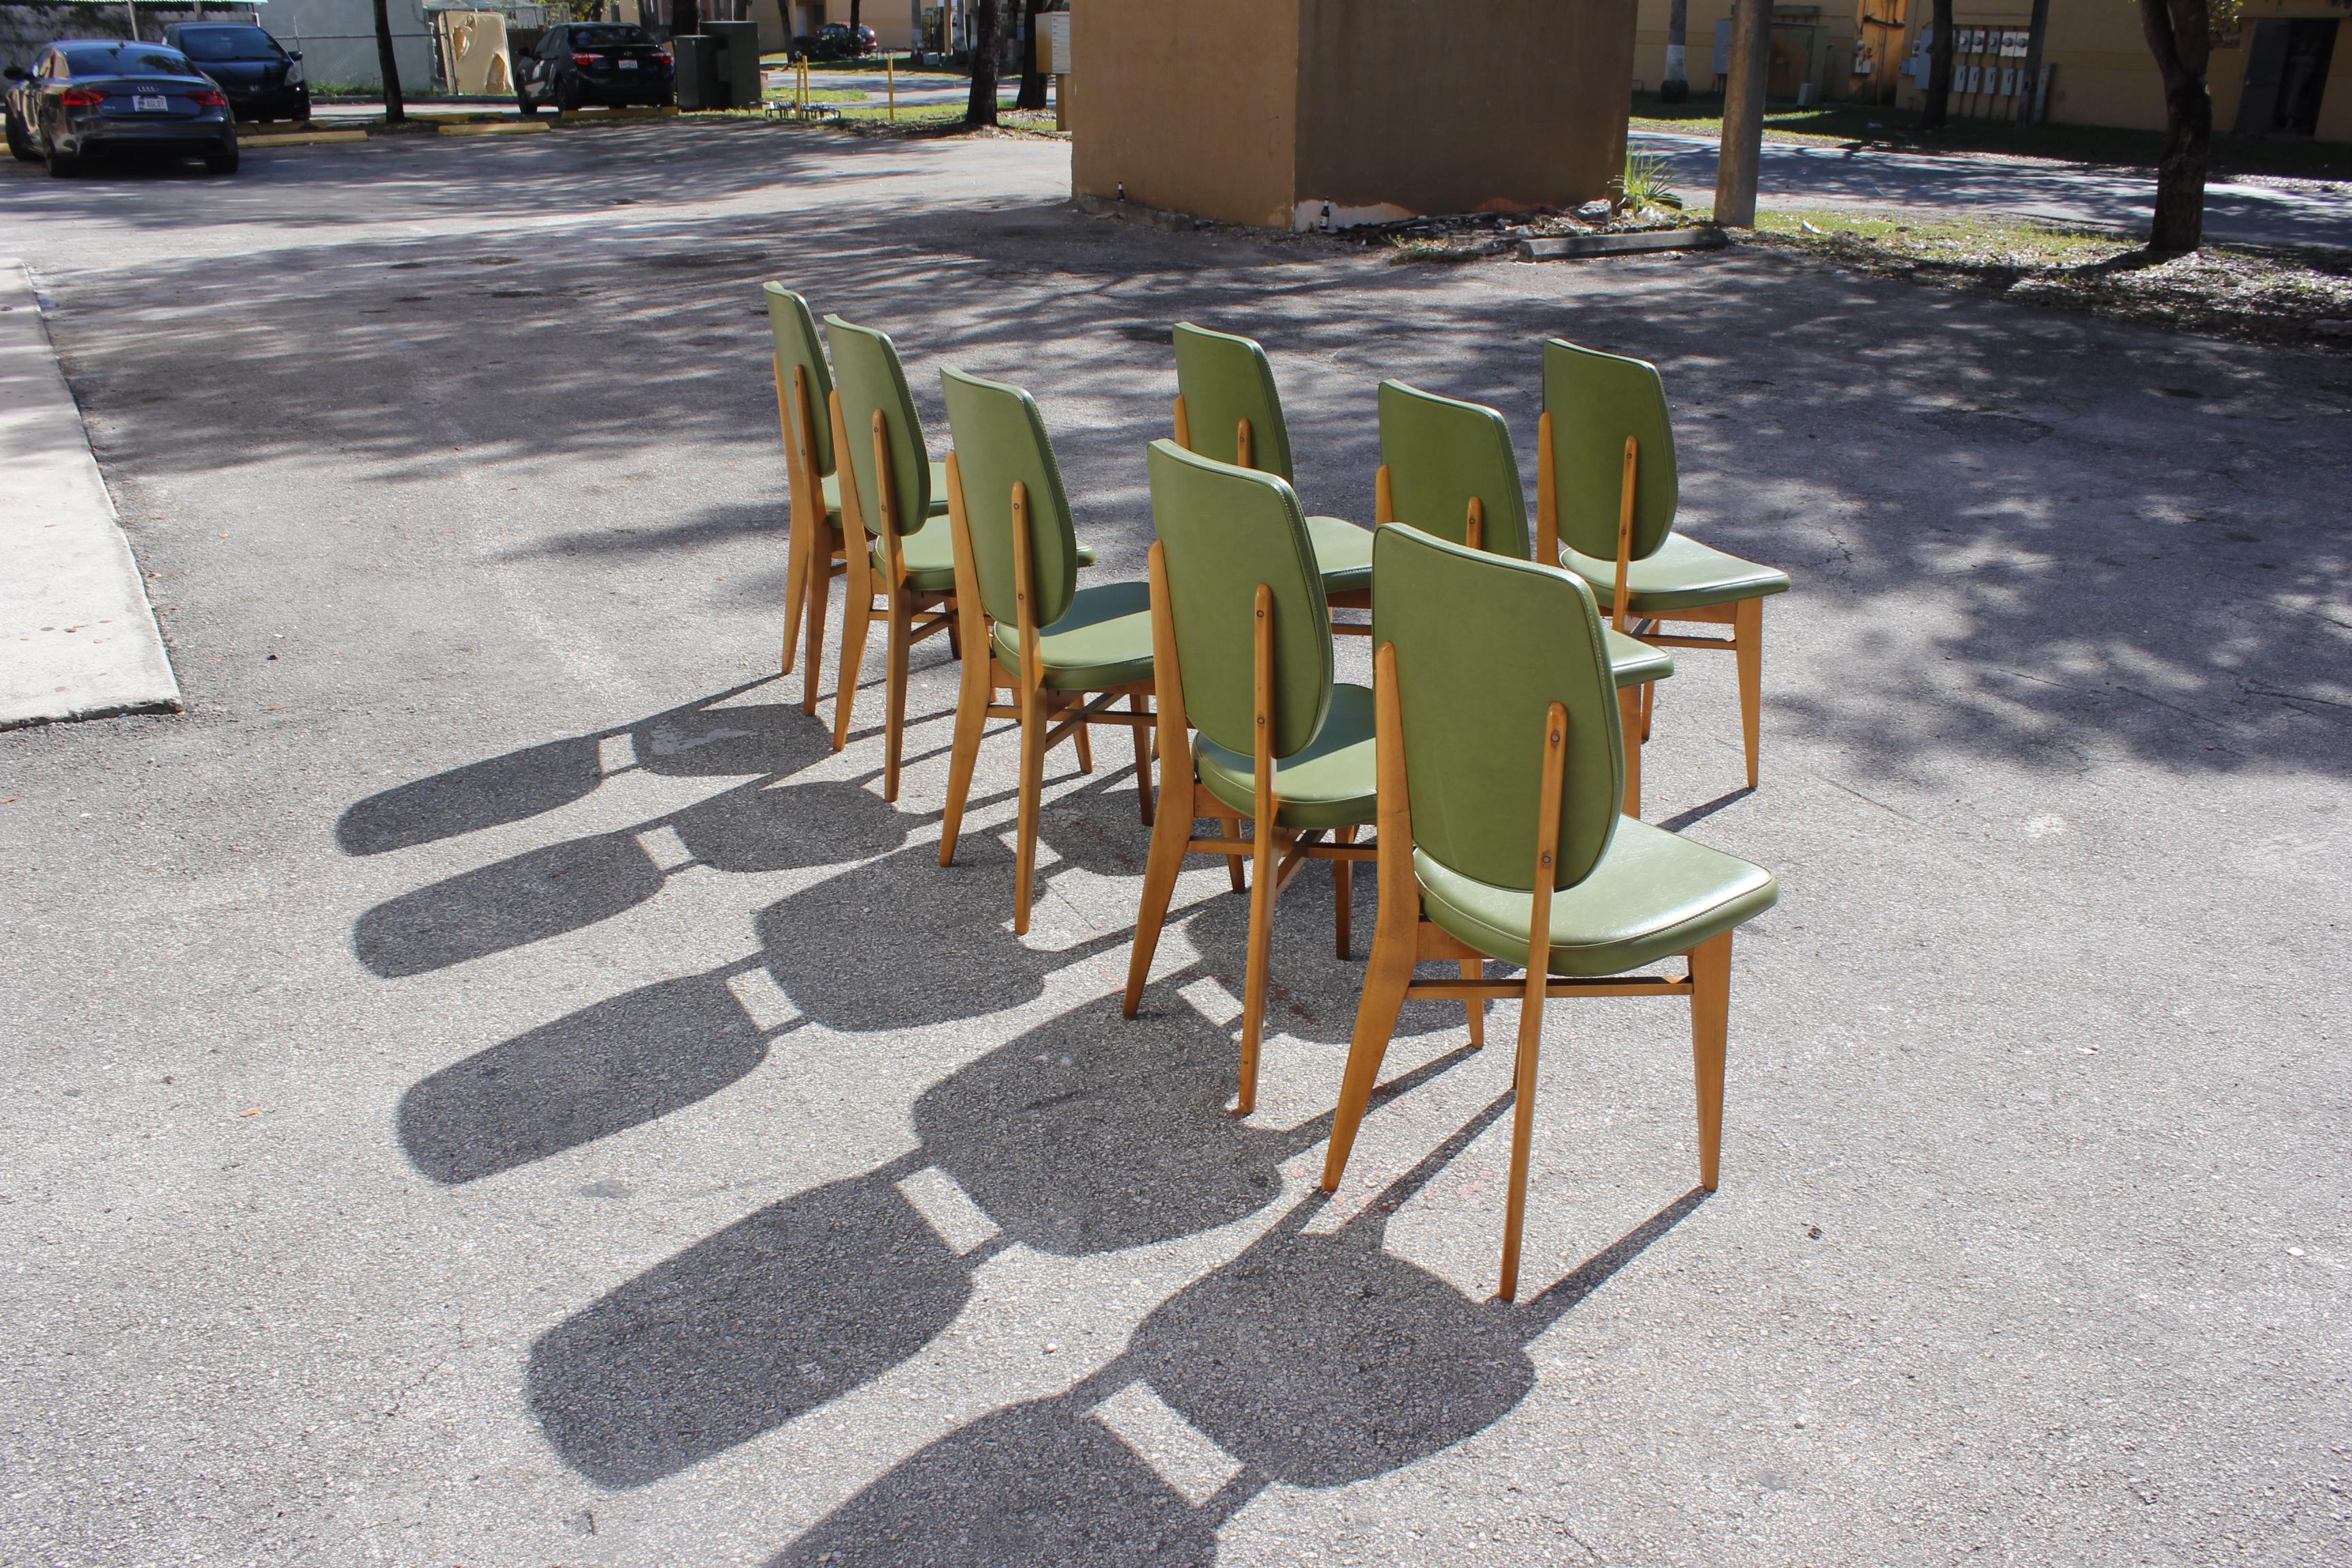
[288,50,303,61]
[2,66,24,80]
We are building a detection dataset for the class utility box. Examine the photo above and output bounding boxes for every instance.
[707,19,762,108]
[672,33,721,109]
[1071,0,1638,230]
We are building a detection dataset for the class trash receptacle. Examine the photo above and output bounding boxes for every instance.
[672,33,721,110]
[706,20,762,111]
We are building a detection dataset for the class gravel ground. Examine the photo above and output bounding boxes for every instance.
[0,122,2347,1567]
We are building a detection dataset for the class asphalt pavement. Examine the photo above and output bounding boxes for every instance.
[0,122,2347,1567]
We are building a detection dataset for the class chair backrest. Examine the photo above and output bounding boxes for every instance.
[762,282,834,475]
[1371,524,1622,892]
[1146,439,1332,760]
[1376,379,1533,560]
[1172,322,1294,483]
[822,314,931,536]
[1541,339,1678,564]
[938,368,1082,632]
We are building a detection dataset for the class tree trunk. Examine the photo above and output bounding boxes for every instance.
[2137,0,2212,252]
[670,0,700,39]
[371,0,405,122]
[1920,0,1953,129]
[1015,0,1047,110]
[964,0,999,125]
[1661,0,1689,103]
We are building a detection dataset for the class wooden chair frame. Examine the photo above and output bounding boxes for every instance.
[936,453,1156,936]
[1174,395,1371,636]
[1537,416,1767,795]
[1320,641,1733,1303]
[1123,542,1451,1117]
[773,355,847,716]
[828,393,960,802]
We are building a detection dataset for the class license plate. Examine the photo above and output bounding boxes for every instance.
[134,94,167,112]
[617,59,638,69]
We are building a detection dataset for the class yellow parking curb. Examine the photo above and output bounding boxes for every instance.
[554,105,679,125]
[238,129,369,147]
[438,118,550,135]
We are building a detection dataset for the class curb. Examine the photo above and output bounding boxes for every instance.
[1517,227,1731,260]
[239,129,369,148]
[438,118,550,136]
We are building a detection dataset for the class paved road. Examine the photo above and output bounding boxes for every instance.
[1,125,2347,1567]
[1631,127,2352,249]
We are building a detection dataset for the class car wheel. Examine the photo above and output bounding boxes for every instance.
[46,143,80,178]
[517,91,540,116]
[204,142,238,176]
[555,76,581,114]
[5,107,37,163]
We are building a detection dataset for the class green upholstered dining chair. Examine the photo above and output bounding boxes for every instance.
[936,368,1157,936]
[1124,440,1484,1118]
[1321,524,1778,1303]
[765,287,954,718]
[1535,340,1791,794]
[821,314,970,803]
[1374,377,1676,818]
[1169,322,1376,635]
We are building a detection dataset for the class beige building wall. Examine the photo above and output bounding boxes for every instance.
[1073,0,1633,228]
[1071,0,1300,227]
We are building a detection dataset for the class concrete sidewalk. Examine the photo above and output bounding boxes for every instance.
[0,261,179,729]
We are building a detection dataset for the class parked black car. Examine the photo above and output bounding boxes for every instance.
[514,23,674,114]
[3,40,237,176]
[789,22,877,61]
[159,22,309,124]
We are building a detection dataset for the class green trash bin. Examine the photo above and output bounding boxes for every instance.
[672,34,721,111]
[707,20,762,110]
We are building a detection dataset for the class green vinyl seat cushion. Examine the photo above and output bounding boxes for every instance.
[1308,514,1375,595]
[1563,532,1791,617]
[1414,818,1777,977]
[1192,680,1378,832]
[1604,627,1673,689]
[855,493,1094,595]
[990,578,1155,691]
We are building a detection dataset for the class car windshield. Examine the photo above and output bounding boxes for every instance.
[567,26,649,46]
[61,44,195,76]
[173,27,282,61]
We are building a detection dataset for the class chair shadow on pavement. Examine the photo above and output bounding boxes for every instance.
[333,680,828,858]
[768,1103,1708,1567]
[521,994,1477,1489]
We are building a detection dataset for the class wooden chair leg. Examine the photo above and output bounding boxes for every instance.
[1497,981,1548,1303]
[1236,822,1284,1117]
[781,504,815,677]
[1128,692,1154,825]
[1320,913,1415,1192]
[1734,598,1763,789]
[881,589,911,803]
[1688,930,1732,1191]
[1013,676,1046,936]
[1122,770,1193,1017]
[938,659,989,868]
[1332,825,1356,960]
[1462,958,1484,1048]
[1214,810,1245,892]
[1640,672,1656,743]
[800,550,832,717]
[832,579,874,754]
[1618,685,1644,819]
[1071,702,1094,774]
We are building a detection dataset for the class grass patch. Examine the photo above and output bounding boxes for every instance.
[1630,91,2352,180]
[759,87,868,103]
[832,101,1063,138]
[1748,208,2352,344]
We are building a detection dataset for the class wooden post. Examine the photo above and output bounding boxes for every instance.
[1714,0,1773,227]
[887,52,896,119]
